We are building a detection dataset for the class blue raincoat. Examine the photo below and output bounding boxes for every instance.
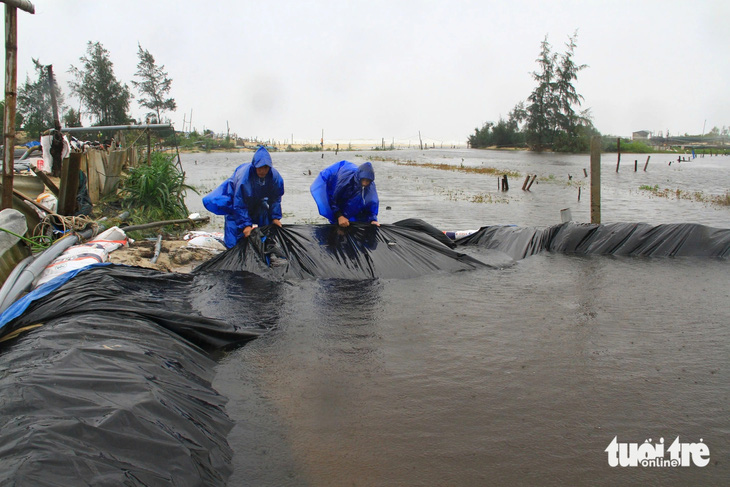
[310,160,378,224]
[203,147,285,248]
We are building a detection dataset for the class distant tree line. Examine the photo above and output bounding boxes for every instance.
[4,41,176,141]
[469,32,599,152]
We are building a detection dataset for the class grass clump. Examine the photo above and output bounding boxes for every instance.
[389,159,521,178]
[638,185,730,207]
[118,152,197,225]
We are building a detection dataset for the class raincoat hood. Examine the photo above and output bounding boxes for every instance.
[252,146,273,168]
[357,162,375,182]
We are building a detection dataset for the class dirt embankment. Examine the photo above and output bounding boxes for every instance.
[108,239,220,273]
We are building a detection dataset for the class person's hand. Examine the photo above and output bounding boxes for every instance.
[272,219,282,227]
[243,226,253,238]
[371,221,380,226]
[338,215,350,227]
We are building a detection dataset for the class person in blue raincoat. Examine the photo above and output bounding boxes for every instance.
[202,146,285,248]
[310,160,380,228]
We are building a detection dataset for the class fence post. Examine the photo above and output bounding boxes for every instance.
[591,136,601,224]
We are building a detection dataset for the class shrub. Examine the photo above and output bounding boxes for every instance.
[118,152,196,224]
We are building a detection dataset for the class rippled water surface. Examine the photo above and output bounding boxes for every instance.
[183,149,729,485]
[181,148,730,230]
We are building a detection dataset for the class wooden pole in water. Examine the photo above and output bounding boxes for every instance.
[634,159,637,172]
[644,155,650,171]
[578,186,581,201]
[583,168,588,177]
[526,174,537,190]
[616,137,620,172]
[522,175,530,190]
[591,136,601,224]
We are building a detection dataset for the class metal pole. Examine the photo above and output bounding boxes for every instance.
[2,4,17,210]
[590,136,601,224]
[60,123,172,133]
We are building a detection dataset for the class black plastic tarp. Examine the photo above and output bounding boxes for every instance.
[195,223,486,279]
[1,219,729,485]
[0,223,486,485]
[0,265,275,486]
[457,222,730,259]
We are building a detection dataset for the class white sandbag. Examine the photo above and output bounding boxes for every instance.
[62,243,109,261]
[34,237,118,288]
[186,235,227,251]
[35,253,105,287]
[89,226,127,253]
[183,230,224,241]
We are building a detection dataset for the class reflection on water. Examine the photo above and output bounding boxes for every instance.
[215,256,730,486]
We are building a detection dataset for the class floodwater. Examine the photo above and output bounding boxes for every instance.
[183,149,729,486]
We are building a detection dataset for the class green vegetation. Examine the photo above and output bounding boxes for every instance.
[639,184,659,191]
[176,130,236,152]
[117,152,196,226]
[285,144,323,152]
[17,60,65,138]
[603,138,654,153]
[469,116,525,148]
[638,184,730,207]
[132,44,177,124]
[470,32,596,153]
[69,41,132,126]
[389,158,522,178]
[15,41,177,139]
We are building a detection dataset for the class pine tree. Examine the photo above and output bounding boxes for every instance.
[525,36,559,150]
[132,44,176,123]
[555,31,587,133]
[68,41,131,126]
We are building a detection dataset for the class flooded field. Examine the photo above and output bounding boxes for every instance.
[183,149,729,486]
[181,148,730,230]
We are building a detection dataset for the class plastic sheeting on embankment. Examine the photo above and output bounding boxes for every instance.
[0,223,484,485]
[0,265,274,486]
[456,222,730,259]
[1,220,727,484]
[194,223,487,279]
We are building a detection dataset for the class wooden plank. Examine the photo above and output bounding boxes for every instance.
[86,150,102,203]
[58,153,81,215]
[29,166,59,195]
[103,149,125,195]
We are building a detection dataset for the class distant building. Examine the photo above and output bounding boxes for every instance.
[632,130,651,140]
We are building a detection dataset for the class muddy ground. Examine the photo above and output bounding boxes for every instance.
[107,239,221,273]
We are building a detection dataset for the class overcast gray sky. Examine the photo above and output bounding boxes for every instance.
[13,0,729,144]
